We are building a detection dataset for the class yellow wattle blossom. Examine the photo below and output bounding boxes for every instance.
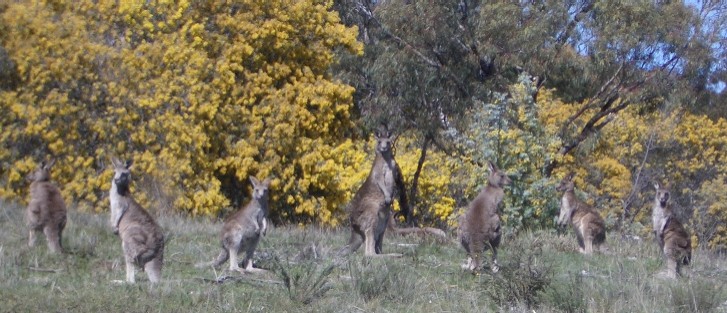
[0,0,362,223]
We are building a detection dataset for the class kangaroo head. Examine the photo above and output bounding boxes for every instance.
[249,176,271,203]
[487,161,511,188]
[374,128,394,156]
[556,172,576,192]
[111,157,134,194]
[29,159,56,182]
[654,182,670,208]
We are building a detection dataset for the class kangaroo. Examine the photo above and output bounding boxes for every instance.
[652,182,672,248]
[109,158,164,283]
[26,159,67,253]
[555,173,606,254]
[652,183,691,279]
[196,176,270,273]
[458,161,511,272]
[340,128,406,257]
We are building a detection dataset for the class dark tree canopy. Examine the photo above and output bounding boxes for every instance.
[333,0,726,172]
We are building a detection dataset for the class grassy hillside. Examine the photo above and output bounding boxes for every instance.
[1,201,726,313]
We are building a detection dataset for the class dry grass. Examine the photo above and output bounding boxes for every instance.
[1,200,726,312]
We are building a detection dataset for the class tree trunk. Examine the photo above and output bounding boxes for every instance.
[407,134,432,226]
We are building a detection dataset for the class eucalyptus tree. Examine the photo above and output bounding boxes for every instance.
[334,0,724,178]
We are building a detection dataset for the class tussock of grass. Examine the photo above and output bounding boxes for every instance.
[342,257,417,303]
[668,278,727,313]
[1,201,727,312]
[273,257,334,304]
[539,273,587,313]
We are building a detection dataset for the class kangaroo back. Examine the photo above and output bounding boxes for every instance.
[663,217,691,265]
[459,161,511,272]
[464,161,511,224]
[200,176,271,272]
[556,173,605,254]
[26,159,67,253]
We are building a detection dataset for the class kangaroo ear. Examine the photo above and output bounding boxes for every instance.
[487,161,496,172]
[249,176,260,186]
[125,159,134,169]
[110,157,121,168]
[46,158,56,169]
[654,182,660,190]
[566,172,575,181]
[262,177,272,186]
[376,123,391,139]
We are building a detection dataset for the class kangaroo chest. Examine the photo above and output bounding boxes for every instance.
[560,193,581,224]
[652,205,668,234]
[373,158,396,193]
[562,195,571,212]
[244,204,265,224]
[109,185,129,229]
[381,161,395,191]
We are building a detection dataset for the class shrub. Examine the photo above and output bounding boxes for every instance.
[480,236,552,309]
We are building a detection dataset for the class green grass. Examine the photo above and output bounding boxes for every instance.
[2,200,727,313]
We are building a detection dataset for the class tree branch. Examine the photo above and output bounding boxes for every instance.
[555,2,595,47]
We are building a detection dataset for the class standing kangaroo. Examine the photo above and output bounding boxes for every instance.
[458,161,511,272]
[652,183,691,278]
[341,128,406,257]
[652,182,671,249]
[109,158,165,283]
[26,159,67,253]
[196,176,270,273]
[556,173,606,254]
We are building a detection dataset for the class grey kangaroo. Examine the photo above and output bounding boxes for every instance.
[341,128,407,257]
[556,173,606,254]
[26,159,67,253]
[652,182,691,278]
[458,161,511,272]
[197,176,270,273]
[109,158,165,283]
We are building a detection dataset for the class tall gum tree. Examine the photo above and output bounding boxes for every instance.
[333,0,725,228]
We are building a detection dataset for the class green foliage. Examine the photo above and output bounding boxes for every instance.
[339,0,480,133]
[693,176,727,251]
[457,73,561,231]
